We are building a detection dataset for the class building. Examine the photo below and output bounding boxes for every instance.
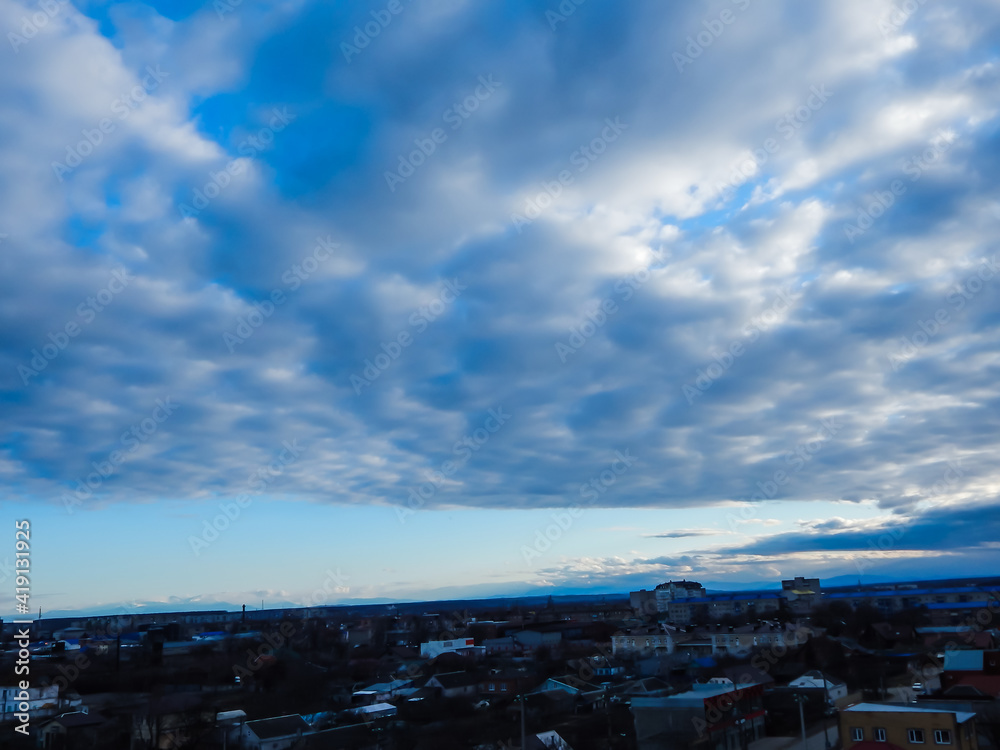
[0,684,60,723]
[348,703,397,720]
[631,681,766,750]
[840,703,978,750]
[419,637,481,659]
[940,650,1000,696]
[352,679,413,704]
[482,635,520,655]
[612,628,675,656]
[788,670,848,703]
[654,581,707,613]
[479,670,535,697]
[781,576,823,613]
[708,623,810,657]
[242,714,312,750]
[425,671,481,699]
[630,589,658,616]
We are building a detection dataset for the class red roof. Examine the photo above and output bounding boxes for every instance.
[948,674,1000,697]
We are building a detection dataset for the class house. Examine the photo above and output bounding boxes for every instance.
[419,637,482,659]
[536,675,602,696]
[630,681,766,750]
[940,650,1000,696]
[479,670,535,697]
[425,671,481,699]
[348,702,397,720]
[483,635,520,655]
[789,670,849,702]
[352,679,413,704]
[611,628,675,656]
[215,709,247,749]
[534,675,607,710]
[241,714,312,750]
[840,703,978,749]
[623,677,672,697]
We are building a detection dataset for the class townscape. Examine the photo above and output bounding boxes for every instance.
[4,575,1000,749]
[4,1,1000,749]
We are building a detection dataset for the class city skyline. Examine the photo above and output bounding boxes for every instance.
[2,0,1000,616]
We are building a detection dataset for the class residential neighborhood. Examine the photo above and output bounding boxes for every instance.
[4,575,1000,749]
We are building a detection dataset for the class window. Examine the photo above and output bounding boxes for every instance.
[874,728,886,742]
[501,683,508,692]
[488,683,495,692]
[851,728,864,741]
[908,729,925,744]
[934,730,952,744]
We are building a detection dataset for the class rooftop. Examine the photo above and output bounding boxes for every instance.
[843,703,975,722]
[245,714,311,739]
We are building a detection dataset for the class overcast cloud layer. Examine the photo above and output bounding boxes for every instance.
[2,0,1000,609]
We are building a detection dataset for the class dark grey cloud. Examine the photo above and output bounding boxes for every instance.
[0,0,999,568]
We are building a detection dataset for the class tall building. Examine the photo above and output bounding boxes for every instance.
[654,580,707,613]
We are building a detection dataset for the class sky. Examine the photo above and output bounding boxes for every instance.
[1,0,1000,617]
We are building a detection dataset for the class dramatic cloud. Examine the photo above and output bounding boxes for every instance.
[2,0,1000,607]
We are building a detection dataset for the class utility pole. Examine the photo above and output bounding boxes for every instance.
[793,693,807,749]
[520,693,526,750]
[822,673,833,749]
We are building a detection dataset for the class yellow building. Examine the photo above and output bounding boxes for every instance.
[840,703,977,750]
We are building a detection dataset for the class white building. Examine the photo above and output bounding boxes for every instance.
[241,714,311,750]
[612,630,675,656]
[789,670,848,702]
[419,637,481,659]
